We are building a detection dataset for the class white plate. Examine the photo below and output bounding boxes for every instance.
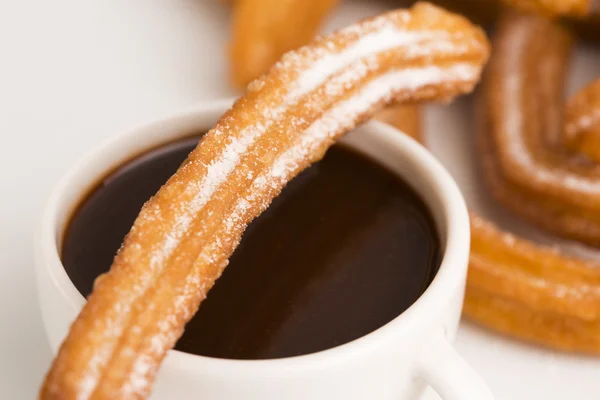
[1,0,599,398]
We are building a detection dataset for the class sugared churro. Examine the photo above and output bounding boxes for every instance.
[467,10,600,353]
[41,4,490,399]
[465,214,600,353]
[477,12,600,246]
[229,0,339,88]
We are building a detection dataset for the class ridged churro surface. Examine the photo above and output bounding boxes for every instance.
[465,214,600,354]
[41,4,489,399]
[229,0,339,87]
[478,12,600,245]
[468,11,600,354]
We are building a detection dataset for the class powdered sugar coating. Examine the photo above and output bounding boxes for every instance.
[468,12,600,353]
[566,109,600,135]
[469,214,600,320]
[500,17,600,194]
[145,24,481,279]
[41,4,490,399]
[480,12,600,245]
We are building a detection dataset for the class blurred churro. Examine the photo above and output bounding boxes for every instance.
[376,105,423,143]
[466,214,600,353]
[466,11,600,354]
[229,0,339,87]
[465,286,600,353]
[565,78,600,163]
[478,12,600,245]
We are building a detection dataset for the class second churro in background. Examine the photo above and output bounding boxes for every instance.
[226,0,600,355]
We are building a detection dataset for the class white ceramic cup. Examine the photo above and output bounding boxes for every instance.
[35,100,493,400]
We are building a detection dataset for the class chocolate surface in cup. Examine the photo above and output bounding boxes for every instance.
[61,135,441,360]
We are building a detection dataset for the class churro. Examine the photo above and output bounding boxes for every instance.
[41,4,489,399]
[478,12,600,245]
[229,0,339,88]
[565,78,600,163]
[465,214,600,353]
[376,104,423,143]
[466,11,600,353]
[465,286,600,353]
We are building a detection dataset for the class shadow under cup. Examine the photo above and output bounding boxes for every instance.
[59,129,442,361]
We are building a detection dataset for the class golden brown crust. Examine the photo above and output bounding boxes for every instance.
[465,11,600,354]
[226,0,596,89]
[229,0,339,88]
[375,105,423,143]
[464,285,600,354]
[565,78,600,163]
[477,12,600,246]
[40,4,490,399]
[467,214,600,323]
[465,214,600,355]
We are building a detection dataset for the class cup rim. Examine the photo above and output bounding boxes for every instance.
[37,99,470,375]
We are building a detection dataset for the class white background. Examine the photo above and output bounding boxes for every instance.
[1,1,599,398]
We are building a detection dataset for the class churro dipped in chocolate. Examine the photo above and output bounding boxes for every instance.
[41,4,490,399]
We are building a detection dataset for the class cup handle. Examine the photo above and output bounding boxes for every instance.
[416,332,495,400]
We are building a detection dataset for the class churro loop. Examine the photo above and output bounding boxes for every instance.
[40,4,489,399]
[465,11,600,353]
[478,12,600,245]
